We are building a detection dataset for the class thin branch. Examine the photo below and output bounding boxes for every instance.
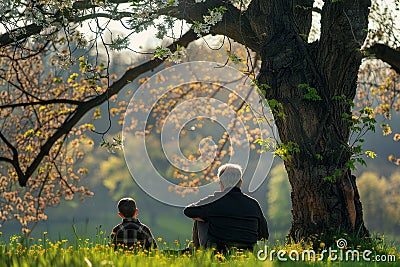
[312,7,322,13]
[0,131,24,180]
[0,24,43,47]
[0,156,13,164]
[0,99,83,109]
[74,12,135,22]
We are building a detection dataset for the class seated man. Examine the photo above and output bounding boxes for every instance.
[184,163,269,251]
[110,197,157,250]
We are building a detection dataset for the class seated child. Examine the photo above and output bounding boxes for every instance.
[110,197,157,250]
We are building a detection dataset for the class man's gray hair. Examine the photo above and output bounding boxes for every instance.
[217,163,243,188]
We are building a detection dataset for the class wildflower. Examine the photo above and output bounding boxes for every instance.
[157,237,163,242]
[215,252,226,261]
[67,73,79,83]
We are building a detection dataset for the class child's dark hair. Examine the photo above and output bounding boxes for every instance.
[117,197,136,217]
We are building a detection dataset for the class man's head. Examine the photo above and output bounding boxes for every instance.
[117,197,138,218]
[217,163,243,191]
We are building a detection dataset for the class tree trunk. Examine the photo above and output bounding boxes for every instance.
[247,0,371,242]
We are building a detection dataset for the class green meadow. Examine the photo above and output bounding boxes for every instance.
[1,231,398,267]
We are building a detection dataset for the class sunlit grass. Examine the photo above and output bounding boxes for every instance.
[0,230,398,266]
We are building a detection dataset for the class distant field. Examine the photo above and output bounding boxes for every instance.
[0,232,398,266]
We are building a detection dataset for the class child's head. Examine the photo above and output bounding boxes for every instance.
[117,197,138,218]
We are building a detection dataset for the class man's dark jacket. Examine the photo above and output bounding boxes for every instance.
[184,187,269,247]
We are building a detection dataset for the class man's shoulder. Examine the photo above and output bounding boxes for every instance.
[194,192,222,205]
[233,190,262,206]
[241,192,259,202]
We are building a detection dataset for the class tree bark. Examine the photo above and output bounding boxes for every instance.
[247,0,370,242]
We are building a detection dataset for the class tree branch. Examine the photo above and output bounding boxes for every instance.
[319,1,371,52]
[74,12,135,23]
[1,0,259,54]
[163,0,260,52]
[0,131,25,181]
[0,99,83,109]
[0,24,43,47]
[0,0,132,47]
[366,43,400,74]
[317,0,371,97]
[0,99,84,109]
[293,0,314,35]
[16,29,199,186]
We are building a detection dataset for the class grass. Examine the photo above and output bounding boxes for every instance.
[0,230,398,267]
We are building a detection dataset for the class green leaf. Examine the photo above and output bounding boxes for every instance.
[273,142,300,161]
[323,176,336,183]
[299,84,321,101]
[226,50,242,64]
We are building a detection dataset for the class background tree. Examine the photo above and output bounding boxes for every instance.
[266,163,291,240]
[357,172,400,235]
[0,0,399,242]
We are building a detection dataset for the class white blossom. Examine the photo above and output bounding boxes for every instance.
[167,49,186,63]
[154,46,186,63]
[192,22,210,37]
[40,25,58,36]
[203,10,224,26]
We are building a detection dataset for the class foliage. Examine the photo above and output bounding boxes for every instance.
[121,57,272,195]
[357,61,400,165]
[0,49,105,232]
[323,104,380,182]
[272,142,300,162]
[298,84,322,101]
